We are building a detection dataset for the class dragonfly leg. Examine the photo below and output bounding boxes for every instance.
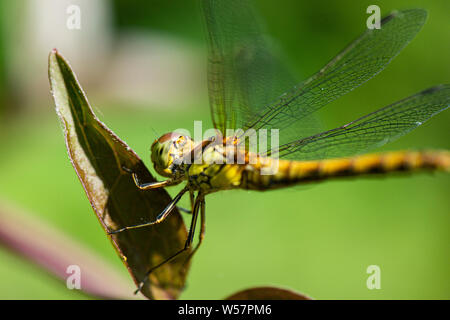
[177,189,195,214]
[177,189,196,214]
[132,173,177,190]
[182,196,205,268]
[134,193,203,295]
[176,206,192,214]
[190,189,195,212]
[122,165,177,190]
[108,186,189,235]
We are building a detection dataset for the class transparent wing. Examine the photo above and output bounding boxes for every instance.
[268,85,449,160]
[243,9,428,148]
[202,0,321,137]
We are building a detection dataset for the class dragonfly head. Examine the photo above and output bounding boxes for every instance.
[151,132,194,177]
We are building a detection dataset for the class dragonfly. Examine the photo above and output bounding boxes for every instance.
[109,0,449,293]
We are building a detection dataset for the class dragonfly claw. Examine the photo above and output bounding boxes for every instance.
[121,165,133,174]
[107,228,126,235]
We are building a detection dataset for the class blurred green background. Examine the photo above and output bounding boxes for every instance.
[0,0,448,299]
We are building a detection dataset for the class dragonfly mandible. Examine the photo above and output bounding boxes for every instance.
[108,0,450,294]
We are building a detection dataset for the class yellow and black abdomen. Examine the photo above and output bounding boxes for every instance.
[241,150,450,191]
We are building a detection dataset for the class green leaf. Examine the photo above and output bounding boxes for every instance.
[225,286,312,300]
[48,49,191,300]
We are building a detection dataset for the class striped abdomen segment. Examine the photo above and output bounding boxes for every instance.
[242,150,450,190]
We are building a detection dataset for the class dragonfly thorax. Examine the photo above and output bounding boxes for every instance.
[150,132,194,178]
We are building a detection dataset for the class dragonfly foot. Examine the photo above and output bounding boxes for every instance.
[121,165,133,174]
[107,227,127,235]
[134,281,145,295]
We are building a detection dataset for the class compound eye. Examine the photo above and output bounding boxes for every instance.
[175,135,186,148]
